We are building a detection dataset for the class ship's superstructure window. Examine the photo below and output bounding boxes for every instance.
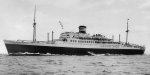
[70,39,78,43]
[75,40,77,42]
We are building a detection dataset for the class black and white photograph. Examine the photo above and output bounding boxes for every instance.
[0,0,150,75]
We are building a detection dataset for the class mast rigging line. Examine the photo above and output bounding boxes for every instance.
[59,21,64,29]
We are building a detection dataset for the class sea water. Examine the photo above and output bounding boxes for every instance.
[0,54,150,75]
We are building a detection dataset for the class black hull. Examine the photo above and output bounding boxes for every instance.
[5,44,145,55]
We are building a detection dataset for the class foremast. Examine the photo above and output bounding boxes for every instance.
[126,19,129,44]
[33,5,36,42]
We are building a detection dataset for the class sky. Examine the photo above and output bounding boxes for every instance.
[0,0,150,54]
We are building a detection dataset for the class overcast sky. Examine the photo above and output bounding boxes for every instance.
[0,0,150,54]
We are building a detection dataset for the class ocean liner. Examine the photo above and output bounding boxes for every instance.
[4,7,145,55]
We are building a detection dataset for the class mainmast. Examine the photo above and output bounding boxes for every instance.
[125,19,129,44]
[33,5,36,42]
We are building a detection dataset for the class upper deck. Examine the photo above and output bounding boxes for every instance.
[59,32,113,42]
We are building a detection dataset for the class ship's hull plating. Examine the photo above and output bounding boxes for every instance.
[5,43,145,55]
